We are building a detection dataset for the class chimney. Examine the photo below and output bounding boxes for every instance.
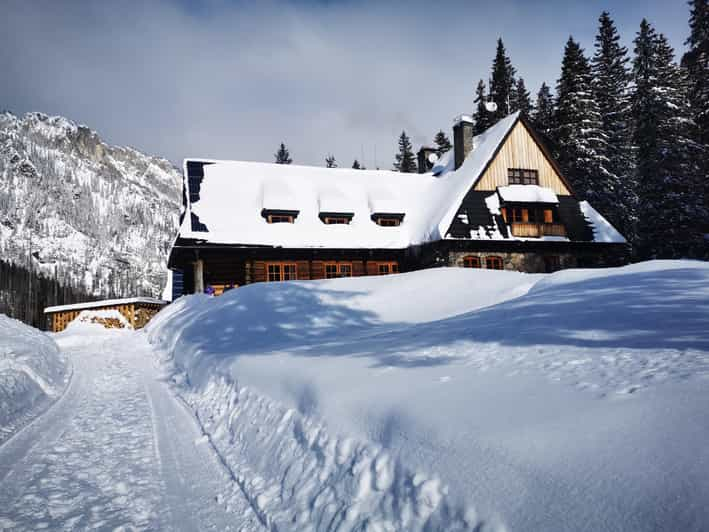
[417,146,437,173]
[453,115,474,170]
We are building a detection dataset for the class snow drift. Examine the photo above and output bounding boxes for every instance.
[0,314,69,442]
[147,261,709,531]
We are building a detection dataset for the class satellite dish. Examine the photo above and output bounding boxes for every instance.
[485,101,498,113]
[428,152,439,164]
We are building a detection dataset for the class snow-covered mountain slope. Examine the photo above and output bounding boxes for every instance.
[0,314,68,443]
[147,261,709,531]
[0,111,181,297]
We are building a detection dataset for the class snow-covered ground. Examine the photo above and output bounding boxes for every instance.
[0,315,68,443]
[0,322,260,530]
[147,261,709,531]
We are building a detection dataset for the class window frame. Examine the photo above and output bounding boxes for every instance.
[485,256,504,270]
[508,168,540,186]
[267,214,294,224]
[463,256,481,268]
[376,218,401,227]
[324,261,353,279]
[374,261,399,275]
[266,261,298,282]
[323,216,350,225]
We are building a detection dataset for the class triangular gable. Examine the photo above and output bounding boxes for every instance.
[473,117,574,196]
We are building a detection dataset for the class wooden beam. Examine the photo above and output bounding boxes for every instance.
[193,259,205,293]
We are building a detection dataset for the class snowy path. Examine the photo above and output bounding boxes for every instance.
[0,329,261,531]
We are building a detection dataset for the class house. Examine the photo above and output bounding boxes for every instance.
[44,298,167,332]
[168,112,627,296]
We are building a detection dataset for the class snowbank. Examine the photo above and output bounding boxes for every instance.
[0,315,69,442]
[148,261,709,531]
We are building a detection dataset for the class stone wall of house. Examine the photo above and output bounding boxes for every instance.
[447,250,578,273]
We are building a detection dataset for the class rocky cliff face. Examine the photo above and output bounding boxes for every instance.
[0,111,182,298]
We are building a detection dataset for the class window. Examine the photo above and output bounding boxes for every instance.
[543,209,553,223]
[507,207,555,224]
[376,218,401,227]
[376,262,399,275]
[508,168,539,185]
[324,262,352,279]
[324,217,350,225]
[463,256,480,268]
[486,256,504,270]
[267,262,297,282]
[267,214,294,224]
[544,256,561,273]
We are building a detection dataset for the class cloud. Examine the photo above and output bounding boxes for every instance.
[0,0,690,169]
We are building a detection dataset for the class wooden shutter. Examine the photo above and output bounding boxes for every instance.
[296,261,310,280]
[352,261,365,276]
[253,261,266,283]
[311,261,325,280]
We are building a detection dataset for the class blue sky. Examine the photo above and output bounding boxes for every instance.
[0,0,691,168]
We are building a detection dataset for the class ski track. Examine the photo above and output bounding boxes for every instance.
[0,330,262,531]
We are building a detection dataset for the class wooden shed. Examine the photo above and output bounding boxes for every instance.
[44,297,167,332]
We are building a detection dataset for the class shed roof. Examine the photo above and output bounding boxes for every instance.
[44,297,167,314]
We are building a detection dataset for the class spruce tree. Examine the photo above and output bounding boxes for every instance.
[682,0,709,233]
[274,143,292,164]
[511,77,532,117]
[532,82,555,143]
[433,130,452,154]
[553,37,608,204]
[473,79,494,135]
[393,131,417,173]
[489,39,517,121]
[632,21,707,258]
[592,11,636,240]
[352,159,361,169]
[325,154,337,168]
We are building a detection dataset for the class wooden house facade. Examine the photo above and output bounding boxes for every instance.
[44,298,167,332]
[168,112,627,297]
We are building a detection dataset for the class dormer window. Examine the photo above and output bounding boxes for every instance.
[262,209,299,224]
[508,168,539,185]
[319,212,354,225]
[371,213,405,227]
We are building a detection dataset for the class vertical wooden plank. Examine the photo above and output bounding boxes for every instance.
[194,259,205,293]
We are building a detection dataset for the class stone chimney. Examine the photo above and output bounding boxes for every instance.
[453,115,474,170]
[417,146,438,173]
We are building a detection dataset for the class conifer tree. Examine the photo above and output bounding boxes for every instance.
[532,82,555,143]
[274,143,292,164]
[393,131,417,173]
[489,39,517,121]
[433,130,452,154]
[352,159,361,169]
[325,154,337,168]
[511,77,532,117]
[553,37,608,204]
[592,11,636,239]
[682,0,709,232]
[473,79,494,135]
[632,21,706,258]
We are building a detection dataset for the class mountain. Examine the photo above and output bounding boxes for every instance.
[0,111,181,299]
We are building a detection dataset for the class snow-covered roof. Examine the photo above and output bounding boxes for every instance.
[497,185,558,204]
[44,297,167,314]
[579,201,627,243]
[177,112,624,248]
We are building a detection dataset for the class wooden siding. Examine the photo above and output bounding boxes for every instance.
[510,222,567,238]
[474,121,571,194]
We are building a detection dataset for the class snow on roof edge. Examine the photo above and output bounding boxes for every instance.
[44,297,168,314]
[579,201,627,244]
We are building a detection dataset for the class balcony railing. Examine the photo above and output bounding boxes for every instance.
[510,222,567,238]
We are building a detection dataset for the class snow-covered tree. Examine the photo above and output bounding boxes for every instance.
[632,21,707,258]
[473,79,494,135]
[433,130,452,154]
[393,131,417,173]
[511,77,532,117]
[553,37,608,205]
[274,143,292,164]
[325,154,337,168]
[489,39,517,121]
[352,159,362,169]
[532,82,555,145]
[592,10,636,240]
